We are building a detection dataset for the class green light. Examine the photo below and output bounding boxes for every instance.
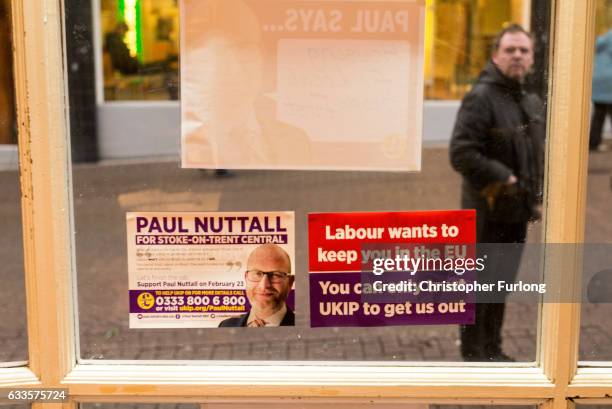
[135,0,142,61]
[118,0,140,59]
[117,0,125,20]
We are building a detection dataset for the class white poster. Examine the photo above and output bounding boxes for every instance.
[181,0,425,171]
[127,212,295,328]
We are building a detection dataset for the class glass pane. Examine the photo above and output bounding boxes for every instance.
[73,166,540,362]
[0,0,28,364]
[100,0,179,101]
[96,0,542,102]
[580,0,612,362]
[71,0,551,362]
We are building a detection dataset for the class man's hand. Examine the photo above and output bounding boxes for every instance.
[481,174,517,210]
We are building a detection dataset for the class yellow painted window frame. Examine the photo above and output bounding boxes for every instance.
[1,0,611,408]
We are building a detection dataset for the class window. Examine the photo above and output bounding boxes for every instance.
[97,0,536,102]
[100,0,179,101]
[424,0,532,99]
[580,0,612,362]
[2,2,612,409]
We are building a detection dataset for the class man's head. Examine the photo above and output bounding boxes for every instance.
[244,244,294,317]
[185,0,263,131]
[115,22,129,37]
[492,24,534,83]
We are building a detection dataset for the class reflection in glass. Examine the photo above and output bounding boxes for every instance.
[450,24,545,362]
[424,0,531,99]
[580,0,612,363]
[76,2,550,361]
[101,0,179,101]
[0,0,15,145]
[98,0,537,102]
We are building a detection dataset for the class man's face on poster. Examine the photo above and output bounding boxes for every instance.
[193,34,263,131]
[244,245,294,314]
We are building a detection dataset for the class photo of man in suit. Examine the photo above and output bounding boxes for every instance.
[219,243,295,327]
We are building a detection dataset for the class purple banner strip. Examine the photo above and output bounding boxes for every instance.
[135,234,288,245]
[309,272,474,327]
[129,289,247,314]
[129,289,296,314]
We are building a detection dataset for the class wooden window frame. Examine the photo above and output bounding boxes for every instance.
[1,1,611,409]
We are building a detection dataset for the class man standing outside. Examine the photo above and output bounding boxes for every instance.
[104,22,140,75]
[450,24,545,361]
[590,29,612,151]
[219,243,295,327]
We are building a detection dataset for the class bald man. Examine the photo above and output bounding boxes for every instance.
[218,244,295,327]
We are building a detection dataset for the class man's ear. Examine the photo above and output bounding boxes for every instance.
[288,275,295,288]
[244,271,249,281]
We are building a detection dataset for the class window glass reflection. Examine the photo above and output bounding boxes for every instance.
[101,0,179,101]
[77,1,549,362]
[98,0,540,102]
[581,0,612,362]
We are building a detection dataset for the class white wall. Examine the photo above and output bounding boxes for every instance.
[3,101,608,168]
[0,145,18,170]
[95,100,462,160]
[97,101,181,159]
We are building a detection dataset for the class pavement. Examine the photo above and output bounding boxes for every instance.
[1,145,612,364]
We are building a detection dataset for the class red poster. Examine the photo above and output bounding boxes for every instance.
[308,210,477,327]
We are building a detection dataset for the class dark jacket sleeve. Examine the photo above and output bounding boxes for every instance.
[449,91,513,191]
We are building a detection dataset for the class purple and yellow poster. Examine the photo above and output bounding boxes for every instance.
[127,212,295,328]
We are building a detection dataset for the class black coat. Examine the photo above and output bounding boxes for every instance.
[450,62,546,223]
[218,307,295,327]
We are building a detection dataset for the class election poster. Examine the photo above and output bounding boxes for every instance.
[181,0,425,171]
[127,212,295,328]
[309,210,476,327]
